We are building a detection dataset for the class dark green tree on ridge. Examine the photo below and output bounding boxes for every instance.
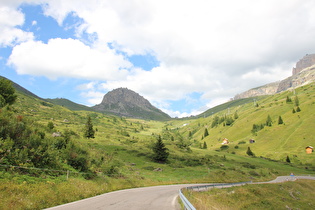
[84,116,95,138]
[278,116,284,125]
[152,135,169,163]
[203,141,207,149]
[204,128,209,137]
[266,115,272,127]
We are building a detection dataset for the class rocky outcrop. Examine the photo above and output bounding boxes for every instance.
[234,54,315,100]
[292,54,315,75]
[234,81,280,100]
[93,88,170,120]
[278,65,315,92]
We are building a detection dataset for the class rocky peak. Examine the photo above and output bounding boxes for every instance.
[292,54,315,75]
[234,54,315,100]
[100,88,151,108]
[92,88,170,120]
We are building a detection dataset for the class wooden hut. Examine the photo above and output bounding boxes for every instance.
[305,146,313,154]
[222,138,229,145]
[249,139,255,143]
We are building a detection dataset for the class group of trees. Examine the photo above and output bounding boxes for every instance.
[251,94,303,135]
[211,114,236,128]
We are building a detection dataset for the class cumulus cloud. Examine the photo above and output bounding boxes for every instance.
[3,0,315,117]
[0,6,34,46]
[8,38,132,80]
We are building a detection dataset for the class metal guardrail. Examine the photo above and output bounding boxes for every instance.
[179,189,196,210]
[179,181,252,210]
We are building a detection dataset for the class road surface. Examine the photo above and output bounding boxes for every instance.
[46,176,315,210]
[46,184,196,210]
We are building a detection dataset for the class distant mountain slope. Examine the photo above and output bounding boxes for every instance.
[46,98,93,112]
[93,88,171,120]
[177,81,315,163]
[0,76,42,99]
[194,96,267,119]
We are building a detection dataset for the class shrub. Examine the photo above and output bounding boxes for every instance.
[220,145,229,150]
[246,147,255,156]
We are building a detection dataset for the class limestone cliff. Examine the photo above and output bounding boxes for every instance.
[292,54,315,75]
[234,54,315,100]
[233,81,280,100]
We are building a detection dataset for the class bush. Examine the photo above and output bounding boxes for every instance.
[220,145,229,150]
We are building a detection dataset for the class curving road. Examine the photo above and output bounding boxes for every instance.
[46,184,197,210]
[46,176,315,210]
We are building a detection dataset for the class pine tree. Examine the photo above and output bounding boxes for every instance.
[294,96,299,106]
[296,106,301,112]
[246,147,255,156]
[188,131,192,138]
[286,155,291,163]
[292,108,296,113]
[278,116,283,125]
[152,135,169,163]
[266,115,272,127]
[204,128,209,137]
[84,116,95,138]
[203,141,207,149]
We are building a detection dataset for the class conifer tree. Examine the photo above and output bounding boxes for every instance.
[286,155,291,163]
[278,116,283,125]
[292,108,296,113]
[296,106,301,112]
[266,115,272,127]
[203,141,207,149]
[188,131,192,138]
[204,128,209,137]
[294,96,299,106]
[152,135,169,163]
[84,116,95,138]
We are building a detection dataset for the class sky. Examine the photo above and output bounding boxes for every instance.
[1,0,315,118]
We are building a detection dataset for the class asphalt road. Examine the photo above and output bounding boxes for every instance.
[46,176,315,210]
[46,184,195,210]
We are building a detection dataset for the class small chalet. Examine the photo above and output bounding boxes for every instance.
[249,139,255,143]
[222,138,229,145]
[305,146,314,154]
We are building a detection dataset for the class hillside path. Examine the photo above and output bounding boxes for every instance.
[45,176,315,210]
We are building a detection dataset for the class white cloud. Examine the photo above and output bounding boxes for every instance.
[8,38,132,80]
[3,0,315,117]
[0,6,34,47]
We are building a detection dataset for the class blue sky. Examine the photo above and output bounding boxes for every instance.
[1,0,315,117]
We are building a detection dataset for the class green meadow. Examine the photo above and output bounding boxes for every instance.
[0,80,314,209]
[183,180,315,209]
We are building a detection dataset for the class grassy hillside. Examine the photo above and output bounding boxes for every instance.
[194,96,267,118]
[174,82,315,165]
[46,98,94,112]
[184,179,315,209]
[0,79,314,209]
